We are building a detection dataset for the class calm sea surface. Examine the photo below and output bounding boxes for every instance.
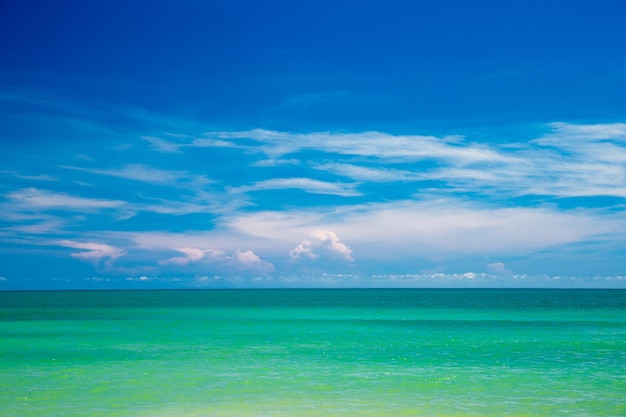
[1,289,625,416]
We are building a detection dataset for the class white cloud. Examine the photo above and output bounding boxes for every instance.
[191,137,242,148]
[251,158,300,167]
[228,199,620,260]
[208,129,505,164]
[144,134,241,153]
[3,183,232,225]
[58,240,126,263]
[5,171,59,182]
[5,118,626,282]
[233,249,275,272]
[487,262,512,275]
[364,273,626,288]
[311,162,421,182]
[143,136,184,153]
[160,247,226,265]
[5,218,66,235]
[203,125,626,200]
[339,201,619,257]
[169,247,207,264]
[159,245,274,273]
[91,164,183,184]
[540,122,626,142]
[290,230,354,261]
[126,275,153,281]
[7,188,125,210]
[231,177,361,197]
[60,164,213,188]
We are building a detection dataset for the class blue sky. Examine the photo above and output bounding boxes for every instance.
[1,0,626,289]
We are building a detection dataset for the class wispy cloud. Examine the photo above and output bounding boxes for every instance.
[539,122,626,143]
[6,218,66,235]
[230,178,362,197]
[143,135,242,153]
[251,158,300,167]
[6,188,125,210]
[4,171,60,182]
[138,123,626,201]
[191,137,243,149]
[142,136,184,153]
[200,124,626,200]
[2,186,240,225]
[311,162,421,182]
[60,164,213,189]
[207,129,501,164]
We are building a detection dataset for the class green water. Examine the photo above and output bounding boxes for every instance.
[1,289,625,416]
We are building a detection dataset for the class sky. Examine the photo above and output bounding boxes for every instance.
[1,0,626,289]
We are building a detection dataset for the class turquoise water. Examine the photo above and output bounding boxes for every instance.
[1,289,625,416]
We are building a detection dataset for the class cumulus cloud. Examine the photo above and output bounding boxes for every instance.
[233,249,275,272]
[58,240,126,263]
[487,262,513,275]
[160,246,274,273]
[290,230,354,261]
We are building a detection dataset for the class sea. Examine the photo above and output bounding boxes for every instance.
[1,289,625,417]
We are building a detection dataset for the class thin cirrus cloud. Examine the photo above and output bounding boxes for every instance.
[205,129,505,164]
[142,123,626,201]
[6,172,60,182]
[1,187,220,230]
[6,188,125,210]
[183,123,626,200]
[143,135,242,154]
[311,162,422,182]
[230,177,362,197]
[60,164,213,189]
[537,122,626,143]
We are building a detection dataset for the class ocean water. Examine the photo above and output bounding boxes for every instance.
[1,289,625,417]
